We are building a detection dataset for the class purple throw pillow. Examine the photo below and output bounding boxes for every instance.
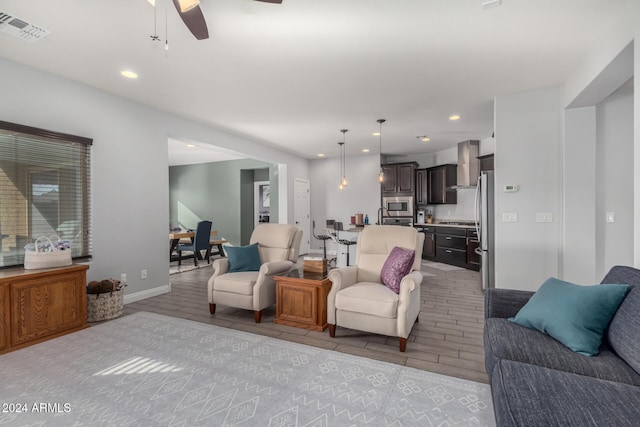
[380,246,416,293]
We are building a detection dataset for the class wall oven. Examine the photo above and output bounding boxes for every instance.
[382,196,414,217]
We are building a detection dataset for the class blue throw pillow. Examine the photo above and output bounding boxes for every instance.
[509,277,629,356]
[225,243,262,272]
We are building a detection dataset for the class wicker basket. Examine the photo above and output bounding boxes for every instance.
[24,236,72,270]
[87,289,124,322]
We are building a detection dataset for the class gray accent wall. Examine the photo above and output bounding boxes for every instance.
[169,161,274,246]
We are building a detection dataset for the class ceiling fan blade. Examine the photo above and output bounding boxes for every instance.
[172,0,209,40]
[254,0,283,3]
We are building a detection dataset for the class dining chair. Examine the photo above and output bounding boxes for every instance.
[177,220,212,266]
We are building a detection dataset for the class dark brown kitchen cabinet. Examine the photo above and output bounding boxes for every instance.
[422,225,478,269]
[381,162,417,195]
[427,164,457,204]
[381,165,398,193]
[434,226,467,268]
[478,154,494,172]
[422,227,436,259]
[415,169,428,206]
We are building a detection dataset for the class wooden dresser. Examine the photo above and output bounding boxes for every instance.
[0,264,89,355]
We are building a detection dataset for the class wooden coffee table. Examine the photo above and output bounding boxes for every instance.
[274,270,332,331]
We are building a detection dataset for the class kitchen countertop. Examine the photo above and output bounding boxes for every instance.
[415,222,476,229]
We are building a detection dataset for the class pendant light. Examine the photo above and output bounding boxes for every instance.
[338,129,348,190]
[178,0,200,13]
[377,119,386,183]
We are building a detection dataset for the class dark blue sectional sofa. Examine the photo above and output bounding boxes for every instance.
[484,266,640,426]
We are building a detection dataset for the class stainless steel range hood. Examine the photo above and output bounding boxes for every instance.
[450,140,479,189]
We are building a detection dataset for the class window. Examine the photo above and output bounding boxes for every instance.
[0,121,92,268]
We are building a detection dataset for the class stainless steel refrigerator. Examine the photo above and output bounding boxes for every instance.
[474,170,495,290]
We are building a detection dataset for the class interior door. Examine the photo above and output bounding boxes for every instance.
[293,178,310,256]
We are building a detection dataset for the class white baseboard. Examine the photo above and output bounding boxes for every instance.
[124,284,171,304]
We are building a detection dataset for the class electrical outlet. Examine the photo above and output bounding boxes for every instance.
[141,269,148,279]
[502,212,518,222]
[120,273,127,284]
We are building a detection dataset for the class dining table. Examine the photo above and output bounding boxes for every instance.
[169,230,218,262]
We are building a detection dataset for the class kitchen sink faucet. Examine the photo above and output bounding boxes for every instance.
[377,207,389,225]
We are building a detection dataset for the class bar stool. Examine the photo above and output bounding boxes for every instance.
[312,220,332,259]
[332,222,357,266]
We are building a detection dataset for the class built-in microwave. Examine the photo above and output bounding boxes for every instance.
[382,196,414,217]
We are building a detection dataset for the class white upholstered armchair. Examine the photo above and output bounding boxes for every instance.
[208,223,303,323]
[327,225,424,352]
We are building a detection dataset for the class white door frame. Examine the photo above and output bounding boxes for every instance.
[254,181,270,225]
[293,177,311,256]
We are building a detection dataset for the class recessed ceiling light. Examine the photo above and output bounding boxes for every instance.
[317,153,325,157]
[186,144,195,148]
[372,132,381,136]
[449,114,461,121]
[416,135,431,142]
[362,148,370,153]
[146,0,156,5]
[120,70,138,79]
[482,0,502,10]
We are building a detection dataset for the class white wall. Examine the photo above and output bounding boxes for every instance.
[562,2,639,270]
[308,154,381,253]
[494,86,563,291]
[494,4,638,290]
[1,58,309,302]
[563,106,597,283]
[595,80,634,278]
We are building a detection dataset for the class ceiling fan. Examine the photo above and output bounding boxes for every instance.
[172,0,283,41]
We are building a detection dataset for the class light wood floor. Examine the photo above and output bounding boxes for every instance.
[125,259,488,383]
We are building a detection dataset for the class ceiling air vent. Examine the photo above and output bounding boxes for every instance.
[0,12,50,43]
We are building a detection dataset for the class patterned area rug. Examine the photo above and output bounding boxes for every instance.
[0,312,495,426]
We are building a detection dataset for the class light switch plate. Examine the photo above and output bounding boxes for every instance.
[536,213,552,223]
[502,212,518,222]
[606,212,615,223]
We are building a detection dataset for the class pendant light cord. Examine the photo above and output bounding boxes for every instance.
[165,0,169,51]
[339,129,348,189]
[377,119,386,182]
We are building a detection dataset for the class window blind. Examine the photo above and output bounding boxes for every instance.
[0,121,92,268]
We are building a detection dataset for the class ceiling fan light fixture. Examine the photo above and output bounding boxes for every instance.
[178,0,200,13]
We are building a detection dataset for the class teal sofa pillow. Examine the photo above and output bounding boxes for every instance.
[509,277,629,356]
[225,243,262,272]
